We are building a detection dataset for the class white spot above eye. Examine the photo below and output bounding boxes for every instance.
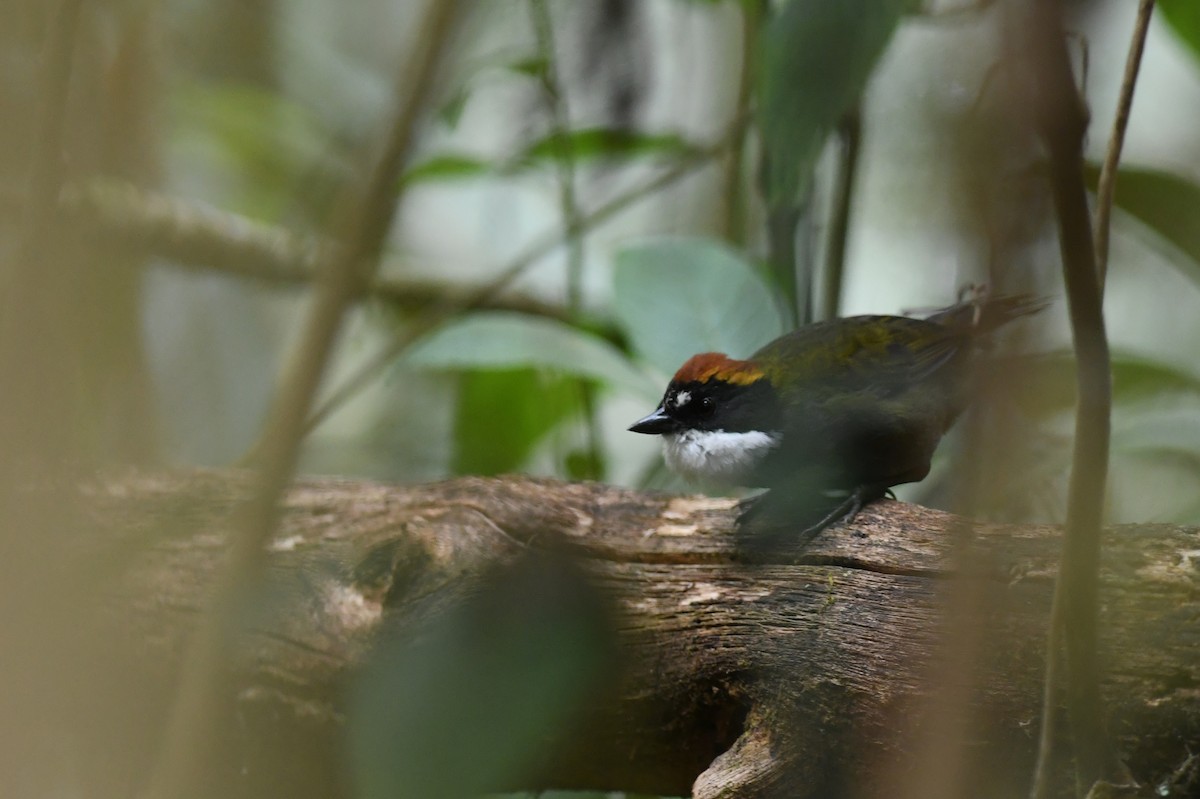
[662,429,779,487]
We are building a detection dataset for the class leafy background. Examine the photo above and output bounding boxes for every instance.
[18,0,1200,796]
[150,0,1200,526]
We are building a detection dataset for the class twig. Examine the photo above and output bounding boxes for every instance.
[139,4,464,798]
[529,0,604,477]
[529,0,585,316]
[1094,0,1154,292]
[1018,1,1120,794]
[1032,9,1154,795]
[718,0,760,245]
[301,142,723,435]
[1030,594,1065,799]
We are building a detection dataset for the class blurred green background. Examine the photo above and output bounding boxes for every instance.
[131,0,1200,525]
[5,1,1200,797]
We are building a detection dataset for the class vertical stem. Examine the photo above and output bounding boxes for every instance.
[18,0,82,261]
[718,0,760,246]
[530,0,585,316]
[1019,0,1120,793]
[821,106,861,321]
[1093,0,1154,293]
[530,0,602,477]
[5,0,84,463]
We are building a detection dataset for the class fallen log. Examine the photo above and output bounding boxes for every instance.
[75,471,1200,798]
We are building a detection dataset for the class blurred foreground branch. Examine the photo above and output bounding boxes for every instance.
[81,472,1200,799]
[141,4,464,797]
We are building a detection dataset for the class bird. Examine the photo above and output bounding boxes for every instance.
[628,291,1047,548]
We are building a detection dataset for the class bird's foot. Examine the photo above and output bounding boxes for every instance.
[735,483,891,560]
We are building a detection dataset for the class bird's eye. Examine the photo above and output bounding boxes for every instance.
[700,396,715,413]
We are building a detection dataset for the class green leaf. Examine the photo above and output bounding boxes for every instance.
[348,554,615,799]
[1085,164,1200,289]
[1160,0,1200,64]
[518,127,699,165]
[1112,354,1200,401]
[1003,350,1200,417]
[1114,405,1200,459]
[757,0,910,205]
[436,84,472,128]
[405,312,659,398]
[401,154,492,186]
[452,369,580,476]
[613,236,789,375]
[505,55,549,78]
[169,81,345,220]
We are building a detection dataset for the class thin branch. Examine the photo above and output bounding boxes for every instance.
[1094,0,1154,293]
[718,0,760,245]
[820,107,861,321]
[1030,596,1065,799]
[529,0,585,316]
[529,0,604,478]
[1032,9,1153,795]
[139,4,464,798]
[1018,1,1121,793]
[301,141,724,435]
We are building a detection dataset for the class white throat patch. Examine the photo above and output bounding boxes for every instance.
[661,429,780,487]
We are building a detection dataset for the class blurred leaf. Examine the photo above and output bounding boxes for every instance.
[453,369,579,476]
[1085,164,1200,289]
[1003,350,1200,416]
[518,127,699,165]
[563,444,605,481]
[1160,0,1200,64]
[1112,354,1200,401]
[613,237,788,375]
[170,81,343,220]
[405,312,659,398]
[506,55,549,78]
[757,0,909,204]
[398,129,697,189]
[437,84,472,128]
[401,154,492,186]
[349,554,615,799]
[1114,405,1200,460]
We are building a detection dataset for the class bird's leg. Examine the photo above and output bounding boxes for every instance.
[735,482,892,559]
[792,482,892,547]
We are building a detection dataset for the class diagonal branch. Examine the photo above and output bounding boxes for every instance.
[139,4,465,797]
[1093,0,1155,292]
[300,142,723,434]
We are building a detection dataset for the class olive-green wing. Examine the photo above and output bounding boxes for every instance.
[751,315,967,401]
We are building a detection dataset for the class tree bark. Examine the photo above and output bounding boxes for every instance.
[77,471,1200,798]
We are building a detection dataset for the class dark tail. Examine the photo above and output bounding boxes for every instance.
[924,291,1050,335]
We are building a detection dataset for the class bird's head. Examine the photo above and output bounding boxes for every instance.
[629,353,781,486]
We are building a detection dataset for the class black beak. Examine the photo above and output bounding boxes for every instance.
[629,407,679,435]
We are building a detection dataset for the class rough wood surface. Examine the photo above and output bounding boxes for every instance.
[78,471,1200,798]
